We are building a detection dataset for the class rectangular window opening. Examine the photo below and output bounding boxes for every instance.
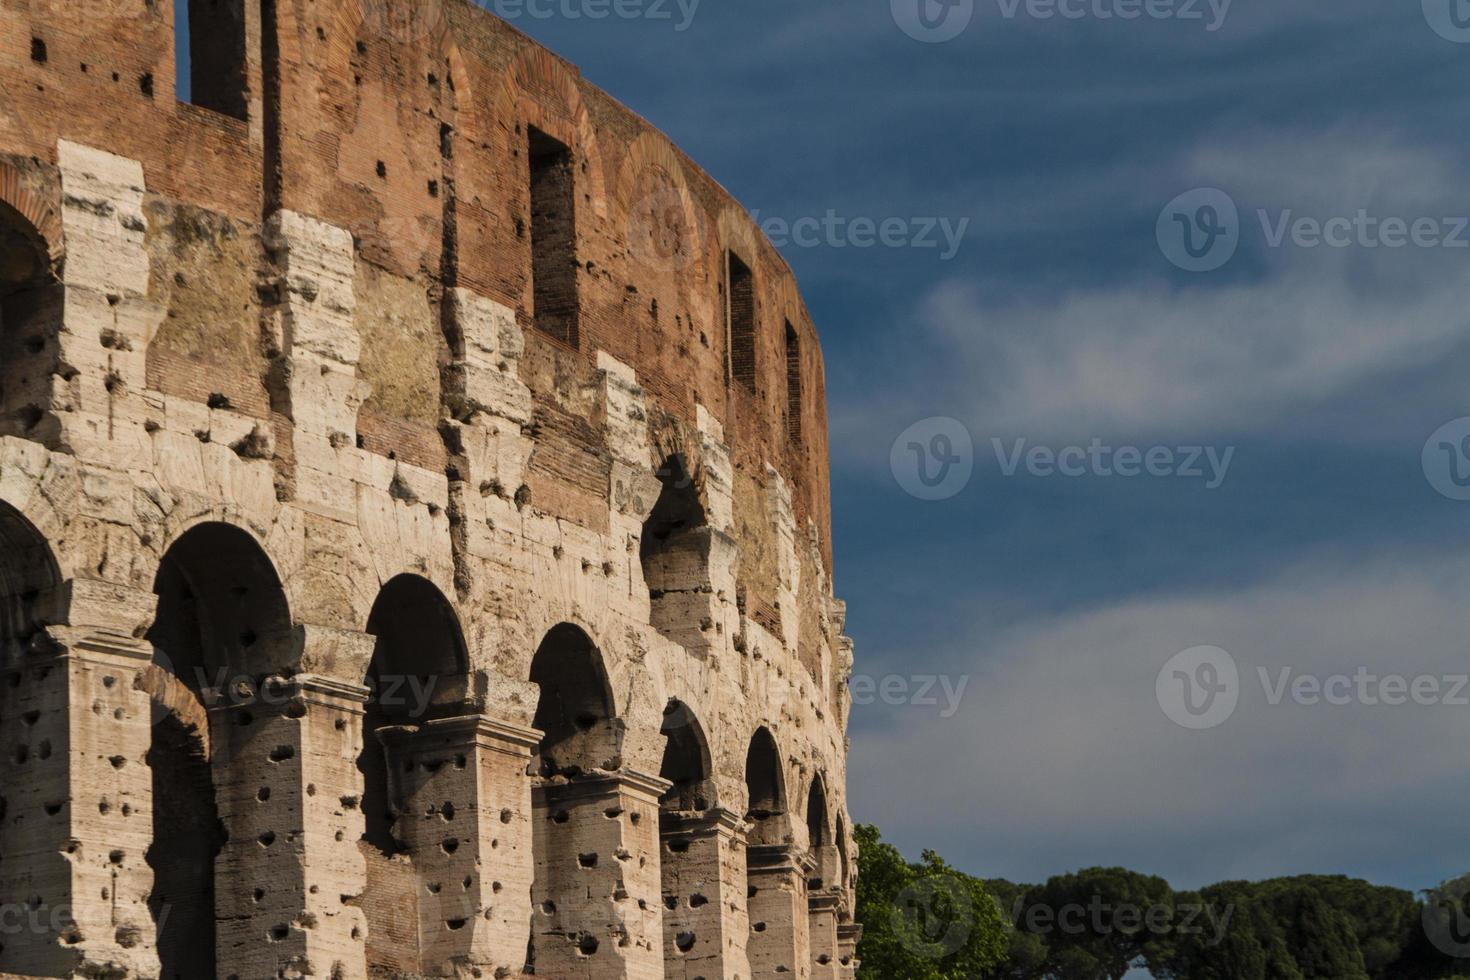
[728,251,755,393]
[529,127,579,347]
[176,0,248,121]
[785,321,802,445]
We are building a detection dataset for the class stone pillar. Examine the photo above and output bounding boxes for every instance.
[378,713,541,977]
[808,891,841,979]
[660,807,750,980]
[0,619,160,979]
[836,922,862,979]
[747,844,814,980]
[210,671,370,980]
[532,771,670,979]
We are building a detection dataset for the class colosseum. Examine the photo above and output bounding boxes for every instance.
[0,1,859,977]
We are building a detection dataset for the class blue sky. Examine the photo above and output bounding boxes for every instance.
[446,1,1470,897]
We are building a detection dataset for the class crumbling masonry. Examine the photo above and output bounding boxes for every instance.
[0,1,859,977]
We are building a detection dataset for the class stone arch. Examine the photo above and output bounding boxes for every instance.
[492,46,608,220]
[744,725,789,846]
[144,521,287,980]
[806,772,839,889]
[147,521,294,688]
[0,165,63,442]
[359,572,470,854]
[716,205,763,275]
[529,622,618,775]
[658,698,714,813]
[0,499,60,666]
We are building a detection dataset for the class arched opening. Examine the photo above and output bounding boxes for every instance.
[806,774,836,890]
[0,198,61,442]
[641,453,712,645]
[659,699,713,815]
[146,522,291,980]
[0,501,60,665]
[744,727,788,847]
[358,574,470,975]
[529,623,617,775]
[359,574,469,854]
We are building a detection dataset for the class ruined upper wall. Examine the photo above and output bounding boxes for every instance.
[0,0,834,572]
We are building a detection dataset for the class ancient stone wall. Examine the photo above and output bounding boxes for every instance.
[0,1,857,977]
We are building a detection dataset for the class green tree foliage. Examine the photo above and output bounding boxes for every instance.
[853,825,1008,980]
[855,827,1470,980]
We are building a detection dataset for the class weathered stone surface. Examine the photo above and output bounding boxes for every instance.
[0,2,857,977]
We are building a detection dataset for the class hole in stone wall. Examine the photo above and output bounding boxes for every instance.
[175,0,248,120]
[0,200,63,444]
[640,457,714,646]
[528,127,579,347]
[785,321,803,445]
[727,250,755,393]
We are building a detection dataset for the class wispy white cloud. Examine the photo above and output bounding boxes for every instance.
[850,544,1470,890]
[833,126,1470,452]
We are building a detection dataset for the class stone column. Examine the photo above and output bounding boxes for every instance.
[836,922,862,979]
[532,771,670,979]
[0,618,160,979]
[660,807,750,980]
[378,713,541,977]
[210,671,370,980]
[808,891,841,979]
[747,844,814,980]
